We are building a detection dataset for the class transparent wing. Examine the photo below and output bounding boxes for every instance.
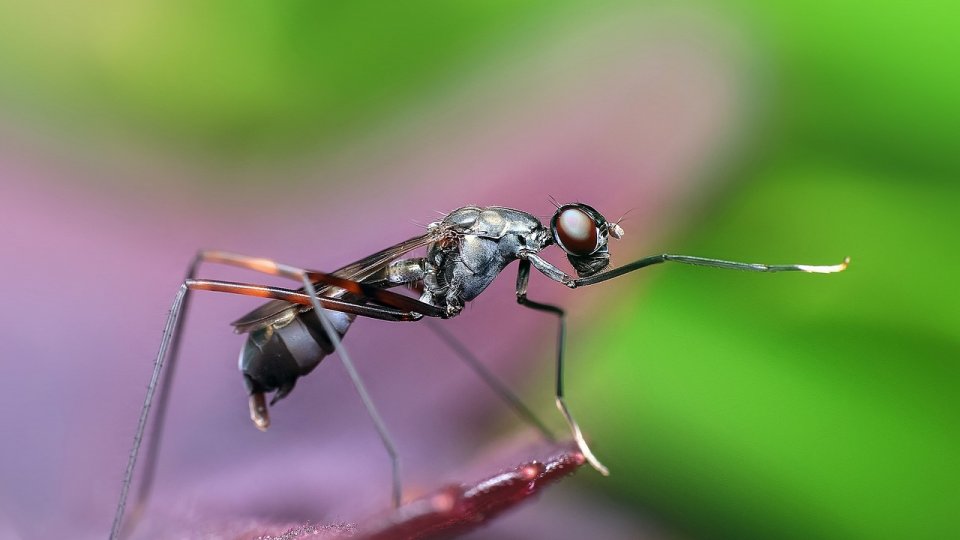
[230,231,438,334]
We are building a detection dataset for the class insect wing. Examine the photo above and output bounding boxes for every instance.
[330,231,437,282]
[230,231,438,333]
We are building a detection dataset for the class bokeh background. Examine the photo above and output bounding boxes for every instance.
[0,2,956,539]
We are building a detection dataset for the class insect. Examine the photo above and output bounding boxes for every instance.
[111,203,848,538]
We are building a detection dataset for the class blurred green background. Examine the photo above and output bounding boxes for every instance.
[1,1,956,539]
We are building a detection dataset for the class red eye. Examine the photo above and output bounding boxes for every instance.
[554,207,600,256]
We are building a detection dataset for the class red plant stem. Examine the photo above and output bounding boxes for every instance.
[358,446,586,540]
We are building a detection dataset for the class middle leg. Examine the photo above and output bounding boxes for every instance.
[424,320,555,442]
[515,259,609,475]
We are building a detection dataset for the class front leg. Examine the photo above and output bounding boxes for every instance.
[523,252,848,288]
[522,252,577,287]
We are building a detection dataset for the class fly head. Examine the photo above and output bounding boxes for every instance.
[550,203,624,277]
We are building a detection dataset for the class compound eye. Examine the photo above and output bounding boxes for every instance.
[554,207,600,256]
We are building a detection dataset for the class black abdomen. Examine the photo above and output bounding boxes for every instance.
[239,308,354,404]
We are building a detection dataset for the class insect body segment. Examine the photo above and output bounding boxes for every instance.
[239,305,352,410]
[422,206,551,316]
[112,202,847,539]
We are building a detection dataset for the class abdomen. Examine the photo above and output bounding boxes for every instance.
[239,308,354,404]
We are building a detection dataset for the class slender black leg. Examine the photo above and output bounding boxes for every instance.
[573,254,849,287]
[192,252,406,507]
[299,276,403,508]
[131,277,421,528]
[514,259,609,475]
[115,251,204,540]
[112,278,421,538]
[424,320,556,443]
[523,252,849,289]
[194,251,408,508]
[113,253,425,539]
[111,282,188,540]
